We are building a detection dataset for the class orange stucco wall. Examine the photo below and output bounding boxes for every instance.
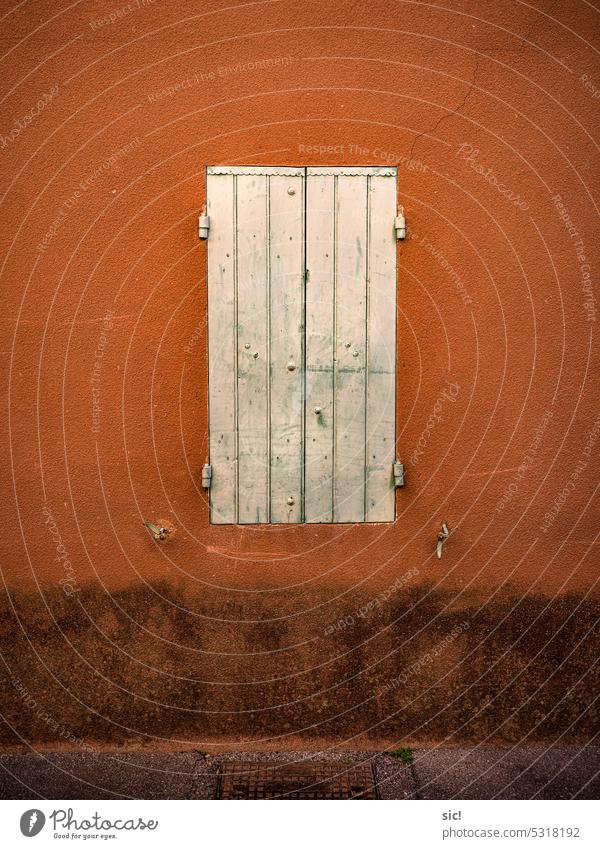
[1,0,598,750]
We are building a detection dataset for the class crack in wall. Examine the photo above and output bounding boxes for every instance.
[408,58,479,162]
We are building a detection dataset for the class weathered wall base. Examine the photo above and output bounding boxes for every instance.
[1,583,597,750]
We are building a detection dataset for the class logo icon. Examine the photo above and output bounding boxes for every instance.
[20,810,45,837]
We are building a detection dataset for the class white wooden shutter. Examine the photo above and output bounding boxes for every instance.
[206,165,397,524]
[207,166,305,524]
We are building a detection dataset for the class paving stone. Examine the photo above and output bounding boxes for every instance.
[0,753,196,799]
[372,753,417,799]
[413,746,600,800]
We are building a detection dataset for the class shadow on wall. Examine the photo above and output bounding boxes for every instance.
[0,583,598,749]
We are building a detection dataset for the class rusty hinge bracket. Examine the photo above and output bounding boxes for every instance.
[393,460,405,487]
[202,463,212,488]
[198,206,210,240]
[395,206,406,240]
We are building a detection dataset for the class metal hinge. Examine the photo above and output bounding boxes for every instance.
[198,206,210,240]
[395,206,406,240]
[393,460,405,487]
[202,463,212,488]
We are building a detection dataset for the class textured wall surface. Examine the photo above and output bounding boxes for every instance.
[0,0,598,750]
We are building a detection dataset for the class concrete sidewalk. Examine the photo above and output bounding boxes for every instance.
[0,747,598,800]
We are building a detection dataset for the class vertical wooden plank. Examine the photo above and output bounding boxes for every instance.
[236,174,269,523]
[305,173,335,522]
[268,174,304,523]
[365,175,397,521]
[207,173,236,523]
[334,175,368,522]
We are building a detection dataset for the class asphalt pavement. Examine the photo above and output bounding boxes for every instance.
[0,747,598,799]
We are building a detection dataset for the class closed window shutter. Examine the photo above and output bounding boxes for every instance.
[206,165,397,524]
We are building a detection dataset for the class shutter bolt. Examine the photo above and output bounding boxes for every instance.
[287,496,295,505]
[287,361,296,371]
[253,352,259,359]
[353,350,359,358]
[345,341,351,348]
[314,406,321,414]
[244,342,250,349]
[287,187,296,195]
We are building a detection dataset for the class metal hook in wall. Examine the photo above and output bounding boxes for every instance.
[143,519,175,542]
[437,522,450,559]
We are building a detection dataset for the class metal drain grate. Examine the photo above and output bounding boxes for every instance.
[218,761,378,799]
